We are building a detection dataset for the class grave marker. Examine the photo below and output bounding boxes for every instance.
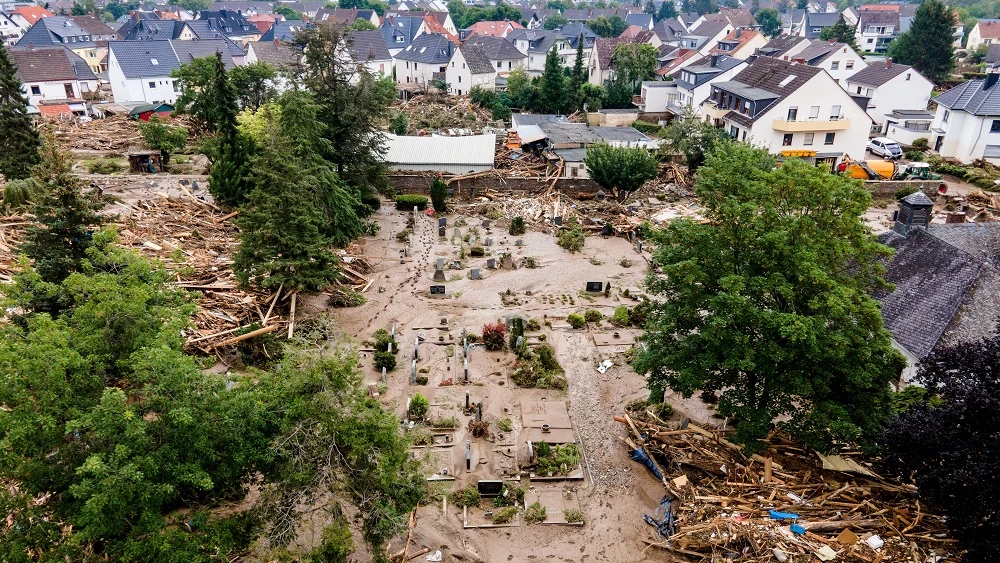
[436,257,445,270]
[486,258,496,269]
[501,255,515,269]
[438,217,447,227]
[515,239,524,247]
[381,367,387,384]
[478,480,504,497]
[433,269,446,282]
[466,440,471,470]
[482,220,490,228]
[454,227,462,237]
[438,226,446,237]
[470,268,481,280]
[430,285,446,296]
[485,238,493,246]
[553,216,563,226]
[586,281,604,292]
[410,359,417,384]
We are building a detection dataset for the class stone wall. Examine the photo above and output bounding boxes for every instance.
[389,174,602,197]
[864,179,945,197]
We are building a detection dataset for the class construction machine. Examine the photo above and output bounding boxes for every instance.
[837,157,941,181]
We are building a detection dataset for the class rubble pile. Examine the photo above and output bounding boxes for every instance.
[0,215,27,284]
[392,95,496,132]
[47,115,197,153]
[616,412,956,562]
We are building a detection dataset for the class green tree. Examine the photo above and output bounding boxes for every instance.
[274,4,302,18]
[505,67,538,109]
[644,0,656,15]
[349,17,377,30]
[538,47,567,113]
[569,33,587,111]
[584,144,659,201]
[887,0,955,83]
[601,77,634,108]
[612,42,658,87]
[340,0,388,15]
[207,53,255,206]
[169,0,212,12]
[172,56,218,128]
[755,8,780,37]
[633,144,905,451]
[292,25,397,197]
[230,61,277,111]
[430,176,447,213]
[579,82,604,111]
[390,111,408,135]
[662,106,729,171]
[543,12,568,29]
[137,115,189,164]
[20,139,106,285]
[819,14,860,53]
[0,47,41,181]
[656,0,676,21]
[589,14,628,37]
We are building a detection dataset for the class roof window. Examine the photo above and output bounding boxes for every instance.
[778,75,796,87]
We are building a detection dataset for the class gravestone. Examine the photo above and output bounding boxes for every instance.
[482,220,490,228]
[454,228,462,237]
[466,440,471,471]
[381,367,387,384]
[515,239,524,247]
[515,335,524,349]
[433,269,446,282]
[391,322,396,338]
[436,257,445,270]
[464,357,469,383]
[486,258,496,269]
[413,206,418,215]
[410,359,417,384]
[501,255,515,269]
[586,281,604,292]
[430,285,446,296]
[485,238,493,246]
[438,226,446,237]
[477,480,504,497]
[636,241,643,253]
[468,235,478,245]
[438,217,447,227]
[470,268,481,280]
[451,260,462,269]
[414,338,420,360]
[553,216,563,226]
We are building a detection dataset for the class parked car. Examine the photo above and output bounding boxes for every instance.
[868,137,903,160]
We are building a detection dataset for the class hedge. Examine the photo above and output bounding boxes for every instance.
[395,194,428,211]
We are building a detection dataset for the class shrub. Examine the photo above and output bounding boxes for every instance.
[482,322,506,351]
[905,149,925,161]
[359,193,382,213]
[567,313,585,329]
[395,194,428,211]
[497,418,513,432]
[564,509,584,523]
[523,256,538,268]
[525,501,547,524]
[409,393,429,419]
[628,301,651,327]
[328,288,365,307]
[584,309,602,323]
[469,245,485,257]
[430,177,447,213]
[1,178,41,210]
[372,328,398,353]
[619,258,633,268]
[86,159,124,174]
[510,344,564,389]
[654,402,673,420]
[491,102,512,122]
[611,306,630,327]
[510,216,526,235]
[557,225,585,253]
[390,111,408,135]
[492,506,517,524]
[492,483,525,507]
[895,186,920,201]
[415,375,428,385]
[374,351,396,372]
[526,318,541,331]
[395,228,412,242]
[912,137,929,148]
[470,85,495,108]
[450,486,481,508]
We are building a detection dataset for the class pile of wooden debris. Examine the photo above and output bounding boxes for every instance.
[615,412,957,562]
[392,94,496,132]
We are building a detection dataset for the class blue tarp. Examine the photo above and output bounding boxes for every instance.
[643,496,676,539]
[769,510,800,520]
[790,523,806,535]
[629,448,663,480]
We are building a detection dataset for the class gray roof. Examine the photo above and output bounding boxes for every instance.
[716,56,822,127]
[507,28,559,54]
[122,19,187,40]
[460,43,494,74]
[559,23,597,48]
[249,40,298,67]
[347,29,391,62]
[756,34,809,57]
[511,113,567,129]
[7,46,96,82]
[16,15,101,49]
[625,13,653,29]
[793,40,847,65]
[195,9,257,36]
[210,1,274,12]
[805,11,840,38]
[675,54,744,89]
[384,133,495,167]
[847,61,915,87]
[170,39,237,67]
[463,35,524,61]
[713,79,778,100]
[688,19,730,41]
[878,223,1000,358]
[653,18,686,42]
[986,43,1000,65]
[934,78,1000,117]
[380,15,425,51]
[554,148,588,163]
[259,20,313,42]
[395,33,454,64]
[108,39,180,78]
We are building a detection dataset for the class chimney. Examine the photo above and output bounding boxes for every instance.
[735,27,741,38]
[886,58,892,68]
[274,38,280,47]
[28,41,34,50]
[893,191,934,235]
[986,71,1000,90]
[710,54,719,67]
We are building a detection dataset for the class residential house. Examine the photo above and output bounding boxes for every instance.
[314,8,380,28]
[9,5,50,28]
[0,11,26,46]
[884,109,935,145]
[67,15,117,73]
[192,10,260,42]
[446,43,495,95]
[246,38,297,68]
[280,2,327,19]
[7,45,98,115]
[346,29,392,78]
[209,1,273,14]
[754,34,811,60]
[928,73,1000,162]
[780,9,806,36]
[654,45,699,77]
[652,17,687,47]
[460,20,522,41]
[463,35,526,75]
[517,7,541,30]
[15,15,116,73]
[967,18,1000,51]
[708,28,765,60]
[380,15,429,57]
[685,17,733,55]
[677,12,702,30]
[588,36,630,86]
[701,56,872,167]
[507,29,563,75]
[625,13,654,31]
[122,19,188,40]
[801,12,839,38]
[556,22,597,65]
[385,10,456,36]
[846,60,932,132]
[878,195,1000,383]
[418,13,459,44]
[855,10,898,53]
[646,53,745,115]
[117,11,165,39]
[393,32,455,88]
[259,19,312,42]
[790,40,866,86]
[986,43,1000,70]
[246,13,276,34]
[842,6,860,26]
[154,5,195,21]
[107,39,236,104]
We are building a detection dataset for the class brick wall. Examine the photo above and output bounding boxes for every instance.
[390,174,603,197]
[863,180,945,197]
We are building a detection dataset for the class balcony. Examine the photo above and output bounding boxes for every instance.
[702,102,732,120]
[632,95,644,107]
[772,118,851,132]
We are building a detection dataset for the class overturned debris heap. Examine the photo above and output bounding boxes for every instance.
[615,413,956,562]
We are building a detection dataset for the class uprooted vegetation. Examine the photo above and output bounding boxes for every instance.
[510,344,566,389]
[531,442,581,477]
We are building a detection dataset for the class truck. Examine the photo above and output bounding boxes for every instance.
[837,157,941,181]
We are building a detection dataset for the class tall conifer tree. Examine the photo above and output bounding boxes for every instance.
[0,47,41,180]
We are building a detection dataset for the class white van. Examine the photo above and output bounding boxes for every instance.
[867,137,903,160]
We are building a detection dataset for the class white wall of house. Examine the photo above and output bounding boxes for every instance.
[0,12,25,45]
[856,24,895,53]
[696,25,734,55]
[725,72,872,162]
[675,66,745,115]
[885,119,934,145]
[491,55,526,75]
[394,57,446,87]
[966,22,998,51]
[22,79,89,106]
[638,82,677,112]
[931,104,1000,164]
[812,45,866,86]
[108,50,178,104]
[445,48,496,95]
[847,68,932,129]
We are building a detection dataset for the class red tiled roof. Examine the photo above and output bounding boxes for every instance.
[979,20,1000,40]
[39,103,72,116]
[422,15,458,44]
[465,20,522,38]
[12,6,52,25]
